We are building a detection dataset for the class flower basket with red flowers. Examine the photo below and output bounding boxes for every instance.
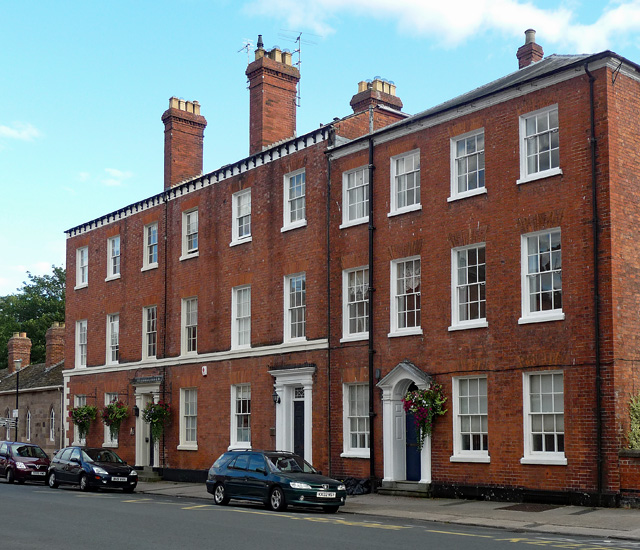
[402,384,447,451]
[101,400,129,439]
[142,401,171,440]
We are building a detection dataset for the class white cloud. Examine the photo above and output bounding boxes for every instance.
[101,168,133,187]
[244,0,640,53]
[77,172,91,182]
[0,122,41,141]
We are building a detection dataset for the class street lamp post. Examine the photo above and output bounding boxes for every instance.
[14,359,22,439]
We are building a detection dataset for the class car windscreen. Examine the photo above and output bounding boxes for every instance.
[83,449,124,463]
[266,454,317,474]
[12,445,48,459]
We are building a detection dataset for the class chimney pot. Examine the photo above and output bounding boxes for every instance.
[45,322,65,367]
[7,332,32,373]
[517,29,544,69]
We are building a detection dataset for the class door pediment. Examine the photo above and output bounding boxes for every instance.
[377,360,432,399]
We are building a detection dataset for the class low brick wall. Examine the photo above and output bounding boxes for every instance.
[619,449,640,507]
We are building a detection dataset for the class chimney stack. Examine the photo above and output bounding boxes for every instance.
[246,35,300,155]
[162,97,207,189]
[517,29,544,69]
[350,78,403,114]
[45,321,65,367]
[7,332,31,373]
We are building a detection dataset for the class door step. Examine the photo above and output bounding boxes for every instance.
[137,466,162,482]
[377,481,431,497]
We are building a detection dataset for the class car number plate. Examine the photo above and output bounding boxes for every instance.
[112,477,128,482]
[316,491,336,498]
[31,471,46,476]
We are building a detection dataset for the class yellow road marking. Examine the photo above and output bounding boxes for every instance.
[425,529,492,538]
[182,505,215,510]
[122,498,152,503]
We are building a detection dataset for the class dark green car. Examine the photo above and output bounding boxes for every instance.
[206,450,347,513]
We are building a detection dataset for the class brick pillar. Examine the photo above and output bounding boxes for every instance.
[46,321,65,367]
[246,35,300,155]
[162,98,207,190]
[7,332,31,373]
[517,29,544,69]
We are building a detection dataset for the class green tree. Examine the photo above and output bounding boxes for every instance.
[0,266,65,370]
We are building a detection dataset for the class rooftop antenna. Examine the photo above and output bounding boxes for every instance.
[238,39,255,89]
[278,30,319,108]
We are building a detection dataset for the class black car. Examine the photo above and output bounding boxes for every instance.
[0,441,50,484]
[206,450,347,513]
[47,446,137,492]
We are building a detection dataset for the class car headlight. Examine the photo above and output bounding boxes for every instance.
[16,462,27,470]
[290,482,312,489]
[337,484,346,491]
[93,466,108,475]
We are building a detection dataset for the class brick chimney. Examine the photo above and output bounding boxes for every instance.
[350,78,403,114]
[517,29,544,69]
[246,35,301,155]
[162,97,207,190]
[46,322,65,367]
[7,332,31,373]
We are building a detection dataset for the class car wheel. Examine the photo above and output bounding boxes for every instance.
[323,505,339,514]
[6,469,14,484]
[213,483,229,505]
[17,478,26,485]
[48,472,59,488]
[123,486,136,494]
[79,474,90,492]
[269,486,287,512]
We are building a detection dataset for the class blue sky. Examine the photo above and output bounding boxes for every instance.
[2,0,640,295]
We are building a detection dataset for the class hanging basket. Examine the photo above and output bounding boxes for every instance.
[402,384,447,451]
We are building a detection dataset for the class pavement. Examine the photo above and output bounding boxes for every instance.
[135,480,640,542]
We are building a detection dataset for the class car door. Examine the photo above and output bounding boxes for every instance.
[245,453,269,499]
[54,448,73,482]
[67,448,83,483]
[225,453,249,498]
[0,442,7,476]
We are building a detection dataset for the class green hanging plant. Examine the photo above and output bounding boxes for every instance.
[70,405,98,440]
[628,393,640,450]
[402,384,448,451]
[101,400,129,439]
[142,401,171,440]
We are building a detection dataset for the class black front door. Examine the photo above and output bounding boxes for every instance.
[405,411,421,481]
[293,400,304,458]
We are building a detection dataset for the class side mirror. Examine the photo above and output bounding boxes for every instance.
[71,457,81,464]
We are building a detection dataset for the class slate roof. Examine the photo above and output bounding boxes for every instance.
[0,361,64,393]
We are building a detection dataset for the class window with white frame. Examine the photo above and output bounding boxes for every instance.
[450,129,485,200]
[180,388,197,448]
[342,384,370,457]
[342,166,369,226]
[231,384,251,447]
[182,297,198,354]
[4,409,10,440]
[232,285,251,349]
[74,395,87,445]
[181,208,199,258]
[450,244,487,330]
[76,246,88,288]
[106,235,120,279]
[520,229,563,323]
[518,105,561,183]
[231,189,251,245]
[26,410,31,441]
[522,372,565,465]
[76,319,87,368]
[143,306,157,359]
[50,408,55,442]
[104,392,118,446]
[452,377,489,462]
[143,222,158,269]
[390,257,421,335]
[283,169,306,230]
[106,313,119,365]
[284,273,306,341]
[342,267,369,340]
[390,150,420,215]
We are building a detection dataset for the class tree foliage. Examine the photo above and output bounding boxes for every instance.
[629,393,640,450]
[0,266,65,370]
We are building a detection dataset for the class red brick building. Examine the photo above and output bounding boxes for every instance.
[64,31,640,505]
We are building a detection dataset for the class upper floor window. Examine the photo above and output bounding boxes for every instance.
[342,383,370,458]
[143,305,157,359]
[107,313,119,365]
[76,247,88,289]
[342,166,369,227]
[231,189,251,245]
[26,410,31,441]
[231,384,251,448]
[283,169,306,231]
[49,408,55,442]
[450,244,487,331]
[390,150,420,215]
[106,235,121,280]
[390,257,421,336]
[232,285,251,349]
[181,209,199,259]
[522,371,566,465]
[451,377,489,462]
[143,222,158,270]
[342,267,369,340]
[75,319,87,368]
[180,388,198,449]
[518,105,561,184]
[284,273,306,342]
[182,297,198,354]
[450,129,485,201]
[520,228,563,324]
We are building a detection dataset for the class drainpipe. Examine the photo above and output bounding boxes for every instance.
[326,149,332,477]
[367,135,377,490]
[584,62,603,503]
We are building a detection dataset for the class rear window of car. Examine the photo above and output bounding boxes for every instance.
[230,454,250,471]
[212,453,235,469]
[59,448,73,461]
